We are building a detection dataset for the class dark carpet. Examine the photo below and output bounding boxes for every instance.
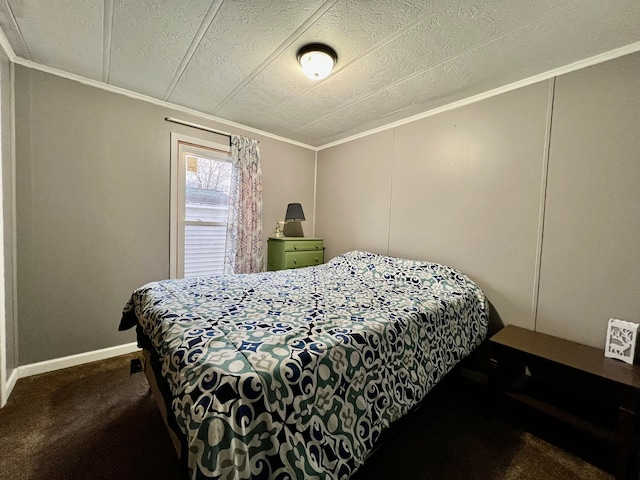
[0,353,614,480]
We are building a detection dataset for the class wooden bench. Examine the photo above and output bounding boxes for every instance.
[488,325,640,480]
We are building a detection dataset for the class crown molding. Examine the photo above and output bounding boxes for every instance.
[0,23,639,153]
[13,56,316,150]
[0,21,316,151]
[316,41,640,150]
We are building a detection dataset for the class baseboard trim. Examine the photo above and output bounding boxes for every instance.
[17,342,140,379]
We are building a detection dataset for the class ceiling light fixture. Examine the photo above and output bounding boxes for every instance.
[297,44,337,80]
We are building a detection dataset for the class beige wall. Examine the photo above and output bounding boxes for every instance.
[536,53,640,347]
[14,67,315,364]
[317,82,551,334]
[261,137,316,240]
[317,51,640,349]
[316,130,394,259]
[389,82,551,332]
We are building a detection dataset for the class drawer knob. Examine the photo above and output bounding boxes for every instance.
[293,259,297,264]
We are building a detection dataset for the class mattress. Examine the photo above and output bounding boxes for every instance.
[120,250,488,479]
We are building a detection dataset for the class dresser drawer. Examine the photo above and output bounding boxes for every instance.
[267,237,324,271]
[285,240,324,252]
[284,250,324,269]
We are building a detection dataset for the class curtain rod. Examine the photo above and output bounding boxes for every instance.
[165,117,232,139]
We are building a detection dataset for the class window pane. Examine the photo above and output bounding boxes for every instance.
[185,198,229,223]
[183,153,232,277]
[172,137,233,279]
[185,155,231,222]
[184,224,227,277]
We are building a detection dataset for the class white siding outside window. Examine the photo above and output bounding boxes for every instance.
[170,133,232,279]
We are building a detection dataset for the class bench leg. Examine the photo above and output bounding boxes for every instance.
[616,403,636,480]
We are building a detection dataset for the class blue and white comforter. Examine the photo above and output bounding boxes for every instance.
[120,250,488,479]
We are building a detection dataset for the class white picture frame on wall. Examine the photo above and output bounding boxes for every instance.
[604,318,639,364]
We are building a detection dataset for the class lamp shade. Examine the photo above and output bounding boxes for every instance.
[285,203,305,222]
[297,44,337,80]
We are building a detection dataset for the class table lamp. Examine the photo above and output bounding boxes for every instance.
[283,203,305,237]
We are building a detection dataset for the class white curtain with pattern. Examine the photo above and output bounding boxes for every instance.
[224,134,263,274]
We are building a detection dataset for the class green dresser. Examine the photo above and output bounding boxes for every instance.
[267,237,324,271]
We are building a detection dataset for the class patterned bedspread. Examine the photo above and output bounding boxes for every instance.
[120,251,488,479]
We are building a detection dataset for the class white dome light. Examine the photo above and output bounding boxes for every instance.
[297,44,337,80]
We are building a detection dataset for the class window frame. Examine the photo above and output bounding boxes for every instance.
[170,132,231,279]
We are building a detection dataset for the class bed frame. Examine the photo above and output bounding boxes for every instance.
[142,348,183,458]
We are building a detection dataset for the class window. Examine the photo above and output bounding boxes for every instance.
[170,133,232,278]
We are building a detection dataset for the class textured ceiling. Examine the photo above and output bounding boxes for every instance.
[0,1,639,147]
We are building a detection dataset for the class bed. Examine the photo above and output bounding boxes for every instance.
[120,250,488,479]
